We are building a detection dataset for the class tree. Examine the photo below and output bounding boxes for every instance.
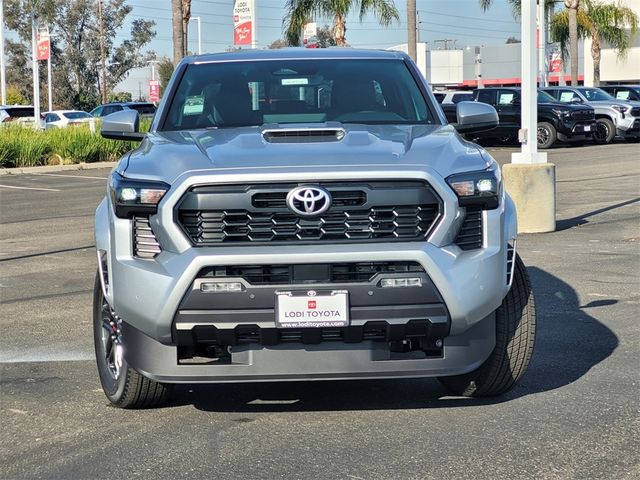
[565,0,581,85]
[284,0,399,47]
[6,85,28,105]
[4,0,156,110]
[505,36,521,44]
[550,0,638,86]
[269,24,337,49]
[157,57,174,95]
[172,0,184,65]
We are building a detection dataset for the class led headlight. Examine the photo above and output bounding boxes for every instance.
[446,165,500,210]
[612,104,629,114]
[109,171,170,218]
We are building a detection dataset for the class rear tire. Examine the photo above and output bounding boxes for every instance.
[537,122,557,149]
[593,118,616,144]
[93,272,172,408]
[438,254,536,397]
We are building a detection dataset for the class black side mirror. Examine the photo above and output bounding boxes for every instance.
[454,101,499,134]
[101,109,145,142]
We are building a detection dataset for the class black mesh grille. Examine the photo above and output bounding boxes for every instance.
[178,181,441,246]
[455,208,483,250]
[571,110,595,121]
[630,107,640,116]
[199,262,425,285]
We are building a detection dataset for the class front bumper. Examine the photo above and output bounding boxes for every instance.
[557,120,596,141]
[121,314,496,383]
[617,115,640,137]
[95,168,517,382]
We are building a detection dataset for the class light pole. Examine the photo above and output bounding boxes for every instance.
[1,0,6,105]
[189,16,202,55]
[31,10,40,127]
[502,0,555,233]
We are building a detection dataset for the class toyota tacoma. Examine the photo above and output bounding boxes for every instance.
[94,49,535,408]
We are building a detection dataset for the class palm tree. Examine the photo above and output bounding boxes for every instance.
[171,0,184,65]
[551,0,638,86]
[564,0,581,86]
[480,0,582,85]
[284,0,400,47]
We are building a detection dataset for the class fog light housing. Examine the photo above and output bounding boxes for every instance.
[200,282,244,293]
[380,277,422,288]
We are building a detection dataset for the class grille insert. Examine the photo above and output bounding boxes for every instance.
[133,216,161,258]
[455,208,483,250]
[630,107,640,117]
[199,262,425,285]
[178,181,441,246]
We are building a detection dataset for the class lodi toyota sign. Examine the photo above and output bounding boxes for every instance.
[233,0,254,46]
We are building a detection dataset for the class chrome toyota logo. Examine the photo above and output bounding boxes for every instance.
[286,186,332,216]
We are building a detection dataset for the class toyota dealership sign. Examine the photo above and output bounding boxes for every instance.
[233,0,255,46]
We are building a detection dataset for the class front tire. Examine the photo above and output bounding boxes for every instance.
[438,254,536,397]
[93,272,172,408]
[537,122,557,149]
[593,118,615,144]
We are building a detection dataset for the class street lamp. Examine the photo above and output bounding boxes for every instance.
[189,16,202,55]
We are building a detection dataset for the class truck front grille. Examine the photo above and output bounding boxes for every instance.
[630,107,640,116]
[177,181,442,246]
[455,208,483,250]
[571,110,595,121]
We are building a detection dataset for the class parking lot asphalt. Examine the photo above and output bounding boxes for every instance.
[1,143,639,479]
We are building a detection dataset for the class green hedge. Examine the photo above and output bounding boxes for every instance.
[0,119,151,168]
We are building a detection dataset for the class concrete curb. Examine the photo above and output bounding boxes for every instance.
[0,162,118,176]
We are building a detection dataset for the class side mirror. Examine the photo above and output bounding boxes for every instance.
[570,97,583,104]
[454,101,499,134]
[101,109,145,141]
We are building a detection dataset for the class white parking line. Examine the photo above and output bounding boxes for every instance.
[0,184,61,192]
[31,173,107,180]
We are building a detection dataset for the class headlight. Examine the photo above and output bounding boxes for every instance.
[552,108,572,118]
[109,171,170,218]
[612,104,629,114]
[446,165,500,210]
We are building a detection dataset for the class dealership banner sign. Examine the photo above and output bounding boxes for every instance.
[36,24,50,61]
[233,0,254,46]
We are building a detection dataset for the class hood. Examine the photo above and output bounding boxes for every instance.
[121,124,492,185]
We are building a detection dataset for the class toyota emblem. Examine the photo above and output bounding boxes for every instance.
[286,186,332,216]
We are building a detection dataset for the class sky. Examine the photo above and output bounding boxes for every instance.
[118,0,522,98]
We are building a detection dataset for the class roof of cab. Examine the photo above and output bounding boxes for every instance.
[181,48,408,64]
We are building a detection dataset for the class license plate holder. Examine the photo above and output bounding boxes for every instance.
[275,290,349,328]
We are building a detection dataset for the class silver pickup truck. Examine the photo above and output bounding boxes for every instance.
[94,49,535,408]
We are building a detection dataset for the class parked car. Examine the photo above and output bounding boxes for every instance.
[599,85,640,102]
[541,86,640,144]
[93,48,535,409]
[0,105,36,125]
[433,90,474,105]
[43,110,96,129]
[441,87,596,148]
[90,102,156,119]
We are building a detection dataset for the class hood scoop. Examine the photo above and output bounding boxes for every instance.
[262,128,346,144]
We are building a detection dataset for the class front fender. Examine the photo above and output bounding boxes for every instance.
[95,198,113,305]
[504,192,517,242]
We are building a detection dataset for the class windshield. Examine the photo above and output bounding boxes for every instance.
[64,111,92,120]
[578,88,616,101]
[537,91,556,103]
[162,59,432,130]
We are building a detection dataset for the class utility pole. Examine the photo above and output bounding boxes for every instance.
[98,0,107,103]
[1,0,7,105]
[416,10,421,44]
[434,39,456,50]
[407,0,416,61]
